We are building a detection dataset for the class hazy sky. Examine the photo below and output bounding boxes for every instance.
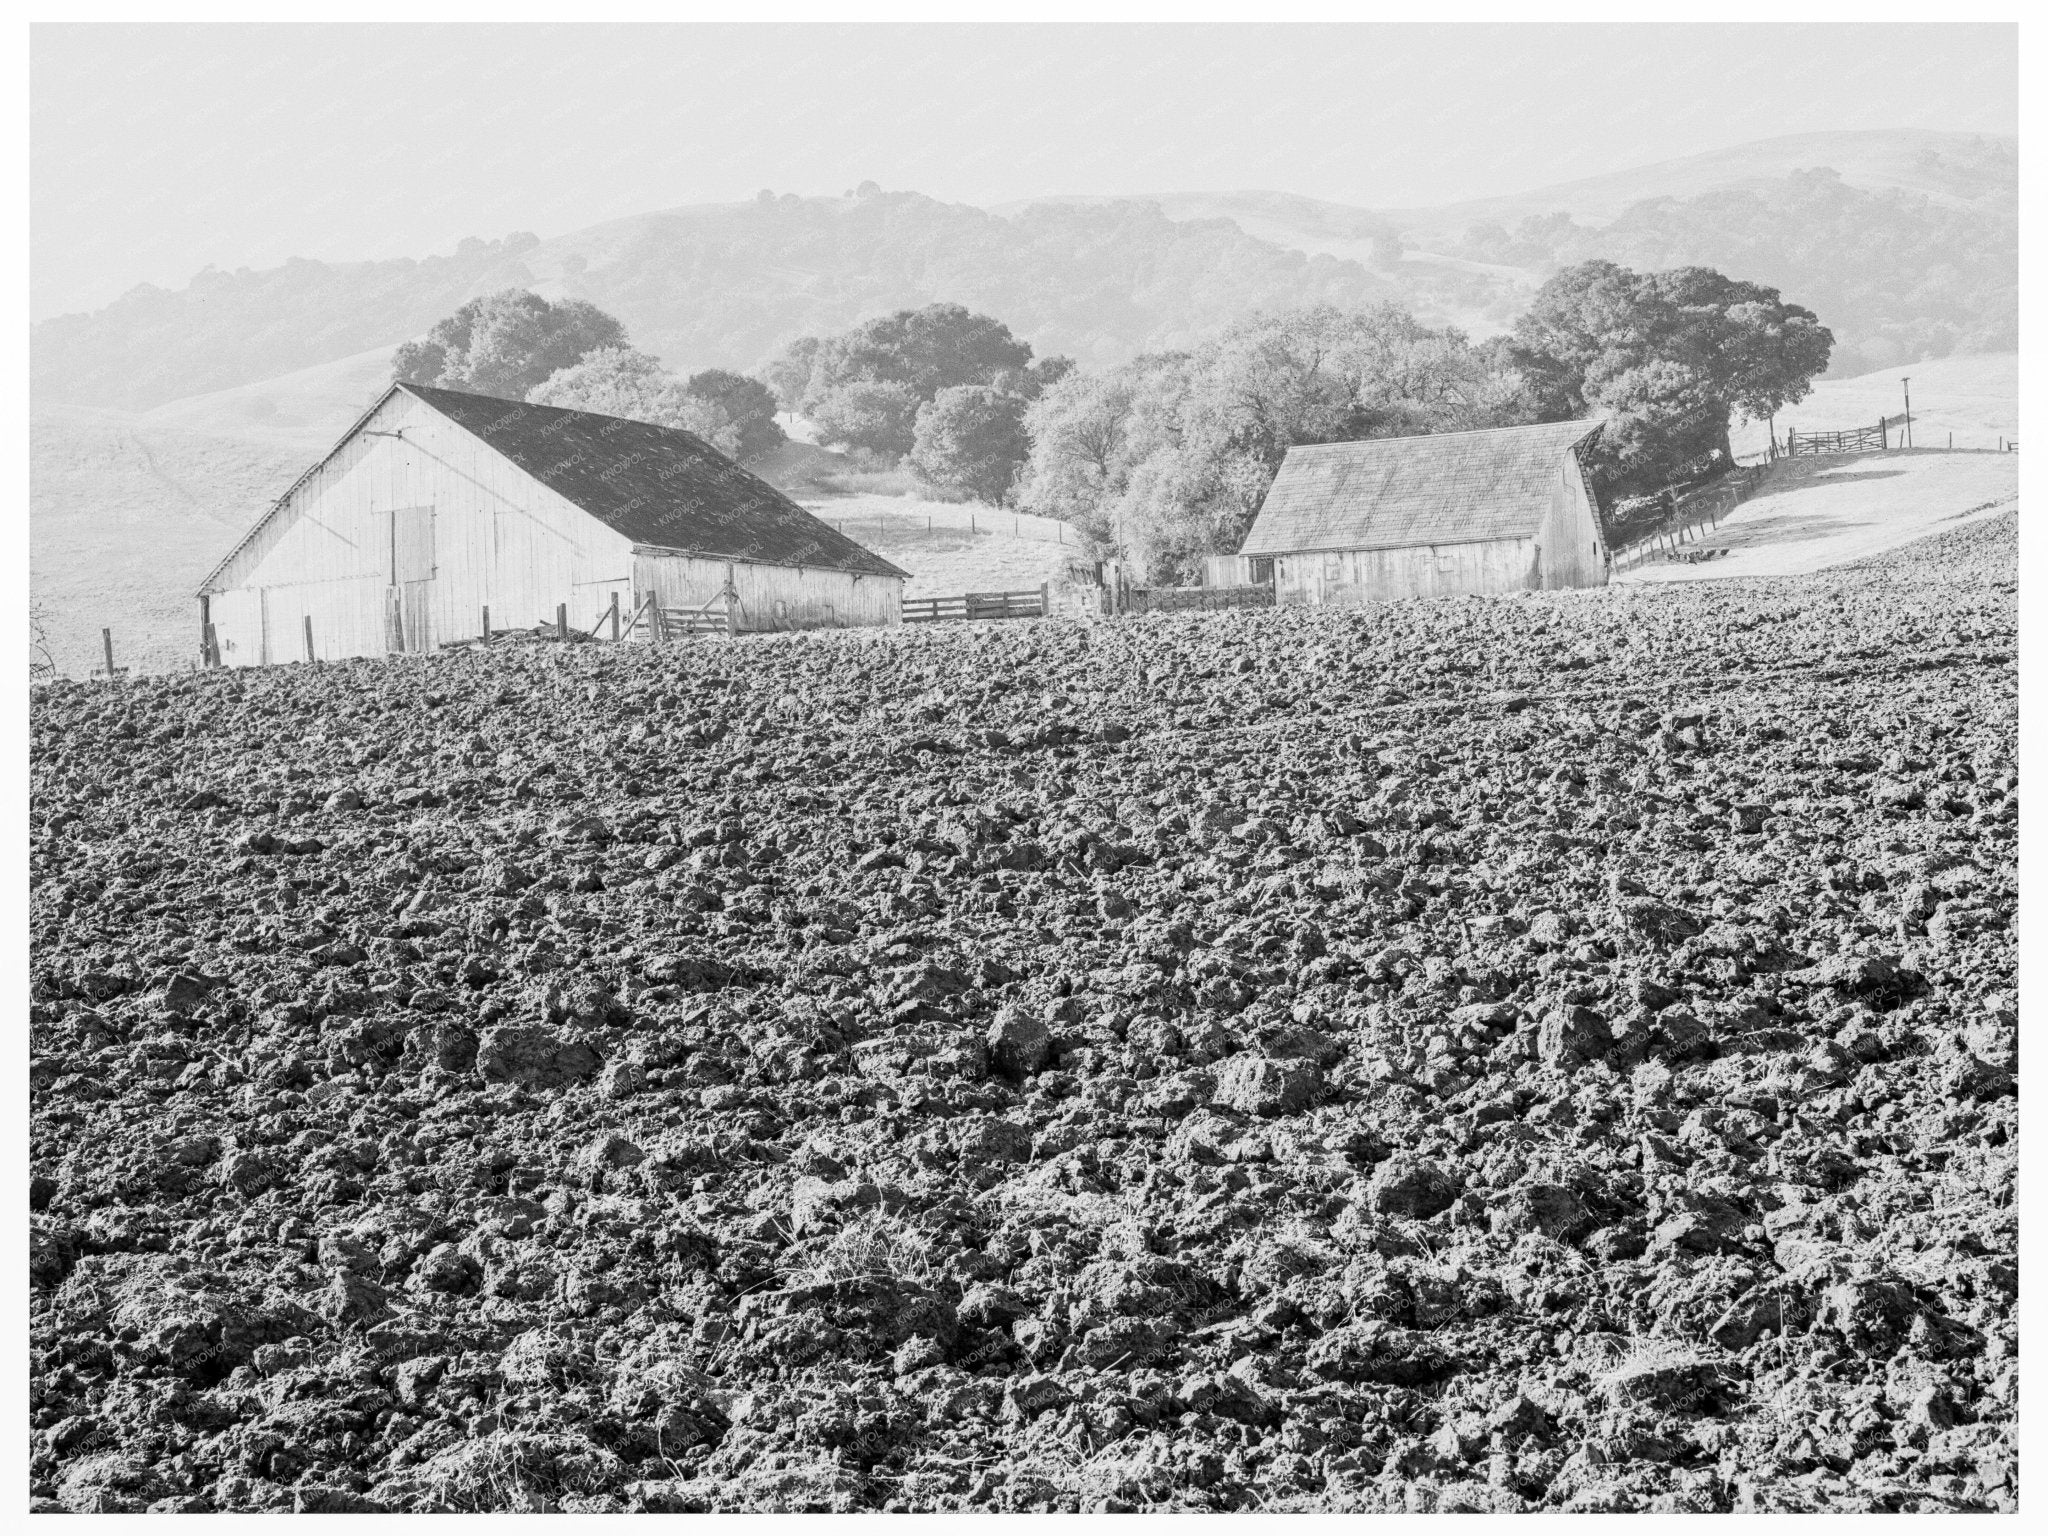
[32,23,2016,321]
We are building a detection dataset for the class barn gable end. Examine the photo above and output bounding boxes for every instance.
[198,383,905,665]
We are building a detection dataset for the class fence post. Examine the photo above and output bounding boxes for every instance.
[304,615,315,663]
[101,627,116,679]
[608,591,620,642]
[557,603,568,641]
[482,605,491,641]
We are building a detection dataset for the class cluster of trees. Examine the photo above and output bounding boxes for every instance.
[1508,260,1833,495]
[1458,212,1583,269]
[761,304,1072,501]
[392,290,783,464]
[1017,305,1536,577]
[393,289,626,401]
[1014,269,1829,578]
[396,258,1832,583]
[527,349,783,463]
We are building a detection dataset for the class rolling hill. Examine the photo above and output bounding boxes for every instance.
[139,344,400,448]
[34,129,2014,419]
[1731,352,2018,458]
[31,405,311,678]
[1377,128,2015,240]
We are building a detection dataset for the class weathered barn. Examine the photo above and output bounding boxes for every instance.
[197,383,908,665]
[1236,419,1609,607]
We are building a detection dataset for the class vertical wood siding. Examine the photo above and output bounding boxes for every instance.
[1534,451,1610,590]
[205,392,650,664]
[1272,538,1538,608]
[1266,448,1609,609]
[634,551,901,632]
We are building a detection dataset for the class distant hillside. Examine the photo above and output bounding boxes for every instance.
[33,131,2014,419]
[31,405,309,677]
[1541,170,2014,376]
[510,192,1518,373]
[139,344,399,448]
[1379,129,2016,239]
[32,235,542,414]
[27,189,1528,417]
[1014,131,2014,249]
[34,193,1514,416]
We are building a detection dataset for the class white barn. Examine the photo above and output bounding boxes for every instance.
[1234,419,1610,607]
[197,383,908,666]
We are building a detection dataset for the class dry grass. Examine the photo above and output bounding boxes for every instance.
[802,496,1084,599]
[31,404,307,678]
[784,1208,943,1289]
[1615,450,2017,586]
[413,1431,624,1513]
[1730,351,2016,459]
[1231,1213,1342,1289]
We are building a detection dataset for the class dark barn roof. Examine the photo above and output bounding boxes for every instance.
[405,385,907,579]
[1242,418,1603,557]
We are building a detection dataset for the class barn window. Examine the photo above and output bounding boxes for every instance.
[1249,557,1274,585]
[1322,552,1343,581]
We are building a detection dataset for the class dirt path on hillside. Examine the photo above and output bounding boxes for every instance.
[802,495,1086,598]
[1613,451,2019,586]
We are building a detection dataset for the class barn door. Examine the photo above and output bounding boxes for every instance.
[386,506,436,654]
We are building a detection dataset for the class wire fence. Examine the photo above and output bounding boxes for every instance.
[811,503,1079,546]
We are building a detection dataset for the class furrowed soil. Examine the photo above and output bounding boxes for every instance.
[28,513,2016,1514]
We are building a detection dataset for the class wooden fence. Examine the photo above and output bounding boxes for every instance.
[1123,583,1275,616]
[659,604,730,637]
[1786,421,1889,458]
[901,586,1049,624]
[1610,464,1771,572]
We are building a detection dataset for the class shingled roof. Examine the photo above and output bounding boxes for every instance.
[404,384,908,579]
[1240,418,1603,557]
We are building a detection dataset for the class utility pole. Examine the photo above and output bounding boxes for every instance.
[1902,377,1913,449]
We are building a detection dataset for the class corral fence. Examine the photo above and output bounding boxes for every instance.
[901,586,1049,624]
[1609,463,1771,572]
[443,591,733,648]
[1116,584,1275,616]
[1785,420,1890,458]
[1048,556,1277,620]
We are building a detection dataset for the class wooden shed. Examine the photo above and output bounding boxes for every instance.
[1237,418,1609,607]
[196,383,908,666]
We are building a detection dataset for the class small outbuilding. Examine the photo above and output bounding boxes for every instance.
[1235,418,1609,607]
[197,382,908,666]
